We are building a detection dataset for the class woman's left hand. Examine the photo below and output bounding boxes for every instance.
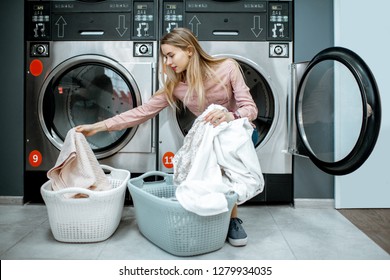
[204,109,234,127]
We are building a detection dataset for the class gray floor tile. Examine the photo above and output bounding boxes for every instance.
[268,206,390,259]
[269,207,357,231]
[282,228,389,259]
[0,225,37,256]
[1,222,107,260]
[236,205,280,230]
[0,204,389,260]
[0,204,47,226]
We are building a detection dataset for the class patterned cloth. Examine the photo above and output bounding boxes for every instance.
[173,104,264,216]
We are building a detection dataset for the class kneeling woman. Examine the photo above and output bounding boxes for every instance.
[76,28,259,247]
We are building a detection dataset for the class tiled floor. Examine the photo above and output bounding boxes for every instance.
[0,203,389,260]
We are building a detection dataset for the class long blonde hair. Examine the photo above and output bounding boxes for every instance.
[157,28,228,111]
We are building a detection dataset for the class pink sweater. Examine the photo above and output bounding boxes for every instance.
[104,59,258,131]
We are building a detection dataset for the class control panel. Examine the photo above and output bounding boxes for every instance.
[162,2,184,35]
[26,2,51,41]
[160,0,292,42]
[26,1,158,41]
[268,2,291,40]
[133,1,156,39]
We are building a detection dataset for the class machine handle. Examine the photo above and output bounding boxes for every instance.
[213,31,239,36]
[79,31,104,36]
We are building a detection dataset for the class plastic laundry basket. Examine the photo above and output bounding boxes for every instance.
[41,165,130,243]
[128,171,238,256]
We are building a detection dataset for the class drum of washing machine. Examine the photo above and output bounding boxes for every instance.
[176,61,274,147]
[41,63,137,157]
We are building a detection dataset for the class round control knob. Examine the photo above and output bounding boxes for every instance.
[36,44,47,55]
[274,45,284,55]
[139,44,149,55]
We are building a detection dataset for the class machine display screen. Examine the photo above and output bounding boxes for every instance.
[166,4,177,9]
[33,5,44,11]
[137,4,148,9]
[271,5,283,11]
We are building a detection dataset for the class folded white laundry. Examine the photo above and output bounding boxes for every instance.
[47,128,112,198]
[173,104,264,216]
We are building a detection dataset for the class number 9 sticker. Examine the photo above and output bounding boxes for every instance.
[29,150,42,167]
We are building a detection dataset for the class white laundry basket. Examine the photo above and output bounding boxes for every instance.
[128,171,238,256]
[41,165,130,243]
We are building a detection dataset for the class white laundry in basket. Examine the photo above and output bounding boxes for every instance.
[173,104,264,216]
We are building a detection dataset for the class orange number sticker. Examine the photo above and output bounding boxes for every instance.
[29,150,42,167]
[162,152,174,169]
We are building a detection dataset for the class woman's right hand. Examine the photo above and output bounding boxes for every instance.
[75,121,107,137]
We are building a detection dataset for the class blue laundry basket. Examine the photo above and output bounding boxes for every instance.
[128,171,237,256]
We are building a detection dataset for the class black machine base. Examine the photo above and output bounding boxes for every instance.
[24,172,293,205]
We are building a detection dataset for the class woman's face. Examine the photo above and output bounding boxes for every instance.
[161,44,192,74]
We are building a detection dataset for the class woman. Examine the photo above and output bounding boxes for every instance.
[76,28,259,247]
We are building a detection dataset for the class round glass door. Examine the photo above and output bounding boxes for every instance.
[296,47,381,175]
[176,60,275,147]
[39,55,141,158]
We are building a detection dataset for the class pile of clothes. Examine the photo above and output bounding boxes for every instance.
[173,104,264,216]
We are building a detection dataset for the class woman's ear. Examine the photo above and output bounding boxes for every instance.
[187,46,194,57]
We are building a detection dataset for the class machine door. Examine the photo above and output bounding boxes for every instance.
[39,55,141,159]
[295,47,381,175]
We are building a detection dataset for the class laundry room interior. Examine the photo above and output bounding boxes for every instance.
[1,0,390,263]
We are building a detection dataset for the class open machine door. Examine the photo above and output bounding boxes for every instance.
[291,47,381,175]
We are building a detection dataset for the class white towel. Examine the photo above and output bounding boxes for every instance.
[173,104,264,216]
[47,128,112,198]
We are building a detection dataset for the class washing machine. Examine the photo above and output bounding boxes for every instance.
[157,0,382,204]
[158,0,294,203]
[24,0,159,202]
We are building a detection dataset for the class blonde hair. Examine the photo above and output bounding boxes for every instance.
[157,28,228,111]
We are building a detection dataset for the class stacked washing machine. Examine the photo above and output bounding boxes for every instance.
[24,0,381,204]
[158,0,294,203]
[25,0,159,202]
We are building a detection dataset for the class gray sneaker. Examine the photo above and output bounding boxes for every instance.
[227,218,248,246]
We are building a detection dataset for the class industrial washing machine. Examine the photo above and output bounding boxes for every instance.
[25,0,159,202]
[157,0,381,203]
[158,0,294,203]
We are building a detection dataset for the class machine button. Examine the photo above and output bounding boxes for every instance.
[134,43,153,57]
[36,45,46,55]
[269,43,288,58]
[31,43,49,57]
[274,45,283,55]
[139,44,149,54]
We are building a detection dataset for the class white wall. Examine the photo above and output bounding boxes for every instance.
[334,0,390,208]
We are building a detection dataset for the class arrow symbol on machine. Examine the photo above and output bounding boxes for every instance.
[55,16,67,38]
[189,16,201,37]
[251,15,263,37]
[116,15,128,37]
